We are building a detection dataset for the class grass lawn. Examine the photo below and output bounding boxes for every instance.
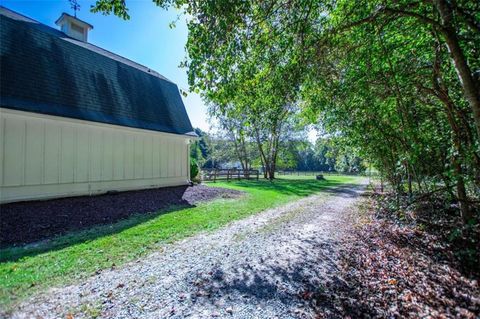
[0,175,361,309]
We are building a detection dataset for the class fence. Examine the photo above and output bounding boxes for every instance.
[276,170,376,176]
[203,169,260,182]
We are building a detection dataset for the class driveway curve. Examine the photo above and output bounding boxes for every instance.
[11,180,367,319]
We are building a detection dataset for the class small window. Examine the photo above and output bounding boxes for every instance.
[71,22,84,34]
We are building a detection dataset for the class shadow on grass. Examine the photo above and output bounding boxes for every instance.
[219,176,362,198]
[0,186,200,248]
[0,204,193,263]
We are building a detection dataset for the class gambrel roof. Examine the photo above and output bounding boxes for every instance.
[0,7,194,136]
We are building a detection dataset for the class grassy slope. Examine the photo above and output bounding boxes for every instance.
[0,175,360,308]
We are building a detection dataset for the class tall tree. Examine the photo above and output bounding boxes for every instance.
[92,0,480,221]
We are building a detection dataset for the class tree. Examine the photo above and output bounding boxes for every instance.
[92,0,479,222]
[190,128,210,167]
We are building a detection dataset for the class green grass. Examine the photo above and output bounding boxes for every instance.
[0,175,361,309]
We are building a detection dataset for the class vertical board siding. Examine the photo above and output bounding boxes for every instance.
[90,130,102,182]
[160,139,167,178]
[134,134,143,179]
[143,137,153,178]
[152,138,160,178]
[44,124,60,184]
[168,139,175,177]
[3,117,24,186]
[60,125,75,184]
[181,144,186,177]
[0,110,190,203]
[75,127,89,182]
[113,133,124,180]
[124,134,135,180]
[102,131,114,181]
[25,119,44,185]
[175,143,182,177]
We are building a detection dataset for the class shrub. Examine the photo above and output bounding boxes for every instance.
[190,158,199,180]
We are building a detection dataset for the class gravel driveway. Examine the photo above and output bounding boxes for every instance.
[10,180,367,319]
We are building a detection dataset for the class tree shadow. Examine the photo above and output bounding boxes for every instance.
[0,183,246,263]
[0,186,202,262]
[188,236,363,317]
[178,181,370,317]
[222,177,364,198]
[0,186,198,247]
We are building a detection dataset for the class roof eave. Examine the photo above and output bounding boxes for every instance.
[184,131,200,140]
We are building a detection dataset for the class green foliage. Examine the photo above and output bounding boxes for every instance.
[92,0,480,220]
[190,128,210,167]
[448,223,479,271]
[278,137,366,173]
[90,0,130,20]
[190,157,199,180]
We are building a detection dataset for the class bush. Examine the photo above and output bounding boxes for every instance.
[190,158,199,180]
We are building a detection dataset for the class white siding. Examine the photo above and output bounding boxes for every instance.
[3,117,24,186]
[0,108,191,203]
[75,127,89,182]
[25,119,44,185]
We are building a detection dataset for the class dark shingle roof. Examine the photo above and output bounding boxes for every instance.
[0,7,194,136]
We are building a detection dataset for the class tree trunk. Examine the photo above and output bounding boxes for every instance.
[439,93,472,221]
[407,164,413,201]
[434,0,480,138]
[268,158,276,180]
[453,157,472,222]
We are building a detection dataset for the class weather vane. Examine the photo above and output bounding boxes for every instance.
[69,0,80,17]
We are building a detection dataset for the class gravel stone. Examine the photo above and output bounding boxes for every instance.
[8,180,367,319]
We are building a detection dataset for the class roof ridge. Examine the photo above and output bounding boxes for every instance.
[0,5,40,24]
[0,5,174,83]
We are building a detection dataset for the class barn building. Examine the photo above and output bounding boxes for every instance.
[0,7,196,203]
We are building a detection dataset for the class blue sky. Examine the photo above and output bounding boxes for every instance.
[1,0,210,131]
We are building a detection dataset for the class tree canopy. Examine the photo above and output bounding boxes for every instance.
[93,0,480,222]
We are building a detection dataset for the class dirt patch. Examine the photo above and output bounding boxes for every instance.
[0,184,242,247]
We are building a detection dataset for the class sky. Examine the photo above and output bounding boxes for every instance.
[1,0,210,131]
[1,0,318,142]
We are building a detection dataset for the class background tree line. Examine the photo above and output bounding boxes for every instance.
[190,127,366,174]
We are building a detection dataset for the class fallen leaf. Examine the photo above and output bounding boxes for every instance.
[388,279,397,285]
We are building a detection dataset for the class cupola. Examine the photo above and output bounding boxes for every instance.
[55,13,93,42]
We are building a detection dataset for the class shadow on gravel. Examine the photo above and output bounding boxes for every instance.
[182,182,367,316]
[320,185,365,199]
[0,185,241,261]
[192,237,352,316]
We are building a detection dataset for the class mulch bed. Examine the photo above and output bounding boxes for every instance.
[317,194,480,318]
[0,184,242,247]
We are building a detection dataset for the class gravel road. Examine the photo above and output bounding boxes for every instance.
[10,180,367,319]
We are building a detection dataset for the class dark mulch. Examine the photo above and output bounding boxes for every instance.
[0,184,242,247]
